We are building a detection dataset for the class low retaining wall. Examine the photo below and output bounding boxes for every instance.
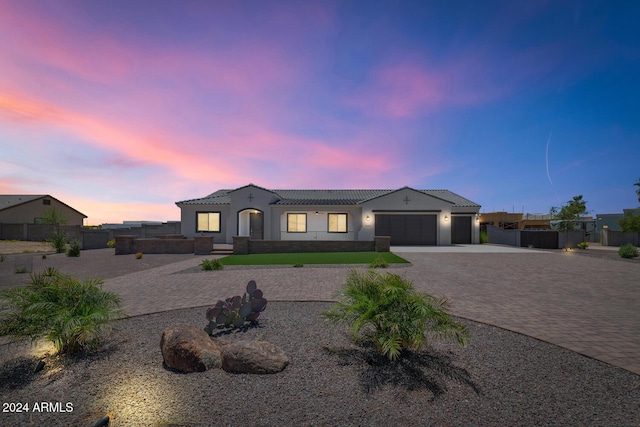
[232,236,390,255]
[115,235,213,255]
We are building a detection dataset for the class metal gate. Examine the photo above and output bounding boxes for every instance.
[520,231,558,249]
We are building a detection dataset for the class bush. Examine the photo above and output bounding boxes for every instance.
[67,239,81,257]
[369,255,389,269]
[577,242,589,250]
[619,243,639,259]
[107,239,116,248]
[201,258,223,270]
[323,269,469,361]
[135,252,143,259]
[480,230,489,244]
[49,231,67,253]
[0,269,124,354]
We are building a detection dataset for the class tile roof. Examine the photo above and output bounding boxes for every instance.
[176,187,480,207]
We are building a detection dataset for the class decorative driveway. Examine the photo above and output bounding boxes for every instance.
[98,245,640,376]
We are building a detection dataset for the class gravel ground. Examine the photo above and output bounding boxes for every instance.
[1,302,639,427]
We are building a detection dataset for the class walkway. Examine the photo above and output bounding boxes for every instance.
[101,245,640,376]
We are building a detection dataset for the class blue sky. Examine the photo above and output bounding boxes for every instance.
[0,0,638,224]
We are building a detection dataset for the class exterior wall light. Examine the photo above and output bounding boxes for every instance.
[366,215,371,222]
[444,215,449,222]
[475,214,480,221]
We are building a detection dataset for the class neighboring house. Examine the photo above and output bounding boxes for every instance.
[597,208,640,233]
[0,195,87,226]
[176,184,481,246]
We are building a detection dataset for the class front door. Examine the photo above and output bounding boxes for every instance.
[250,212,263,239]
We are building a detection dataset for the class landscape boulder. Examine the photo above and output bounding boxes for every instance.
[161,324,289,374]
[221,340,289,374]
[160,323,222,373]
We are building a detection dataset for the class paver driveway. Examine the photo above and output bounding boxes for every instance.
[99,245,640,376]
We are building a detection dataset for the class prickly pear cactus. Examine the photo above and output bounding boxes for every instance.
[204,280,268,334]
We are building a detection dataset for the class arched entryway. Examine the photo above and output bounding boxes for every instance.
[238,208,264,239]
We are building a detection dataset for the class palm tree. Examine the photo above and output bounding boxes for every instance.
[635,178,640,203]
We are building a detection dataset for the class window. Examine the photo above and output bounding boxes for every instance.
[43,199,51,205]
[287,213,306,232]
[197,212,221,232]
[328,213,348,233]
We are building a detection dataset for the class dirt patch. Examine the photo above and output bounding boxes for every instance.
[0,240,52,255]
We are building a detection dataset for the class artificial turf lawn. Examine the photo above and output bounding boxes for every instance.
[218,251,410,266]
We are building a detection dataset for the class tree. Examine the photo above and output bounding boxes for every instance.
[41,206,67,226]
[550,195,588,231]
[41,207,68,253]
[635,178,640,203]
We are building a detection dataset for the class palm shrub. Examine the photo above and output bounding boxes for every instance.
[323,269,469,361]
[0,269,124,354]
[618,243,639,259]
[201,258,223,271]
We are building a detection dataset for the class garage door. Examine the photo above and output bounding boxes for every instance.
[375,214,437,245]
[452,216,472,244]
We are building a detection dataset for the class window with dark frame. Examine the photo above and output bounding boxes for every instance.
[287,213,307,232]
[328,213,348,233]
[196,212,221,232]
[43,199,51,205]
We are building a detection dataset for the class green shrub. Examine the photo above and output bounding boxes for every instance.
[107,239,116,248]
[67,239,81,257]
[49,231,67,254]
[369,255,389,269]
[293,263,304,268]
[323,269,469,361]
[619,243,639,259]
[14,267,27,274]
[135,252,143,259]
[480,230,489,244]
[577,242,589,250]
[201,258,223,270]
[0,270,124,354]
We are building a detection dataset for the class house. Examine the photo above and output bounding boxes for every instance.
[0,195,86,226]
[176,184,481,246]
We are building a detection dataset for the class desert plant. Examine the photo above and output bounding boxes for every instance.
[293,263,304,268]
[201,258,223,271]
[14,267,27,274]
[204,280,267,333]
[618,243,639,259]
[49,231,67,253]
[0,270,124,354]
[107,239,116,248]
[369,255,389,269]
[67,239,81,257]
[323,269,469,361]
[577,242,589,250]
[480,230,489,244]
[135,252,143,259]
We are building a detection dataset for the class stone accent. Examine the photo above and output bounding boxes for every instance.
[221,340,289,374]
[374,236,391,252]
[233,238,390,254]
[194,236,214,255]
[115,235,194,255]
[233,236,250,254]
[160,324,289,375]
[160,323,222,373]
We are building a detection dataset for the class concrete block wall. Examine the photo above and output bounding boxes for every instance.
[114,235,199,255]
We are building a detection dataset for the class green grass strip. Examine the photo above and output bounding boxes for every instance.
[219,251,410,266]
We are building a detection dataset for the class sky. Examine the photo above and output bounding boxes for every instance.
[1,0,639,225]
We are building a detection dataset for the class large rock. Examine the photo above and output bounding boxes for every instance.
[221,340,289,374]
[160,323,222,373]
